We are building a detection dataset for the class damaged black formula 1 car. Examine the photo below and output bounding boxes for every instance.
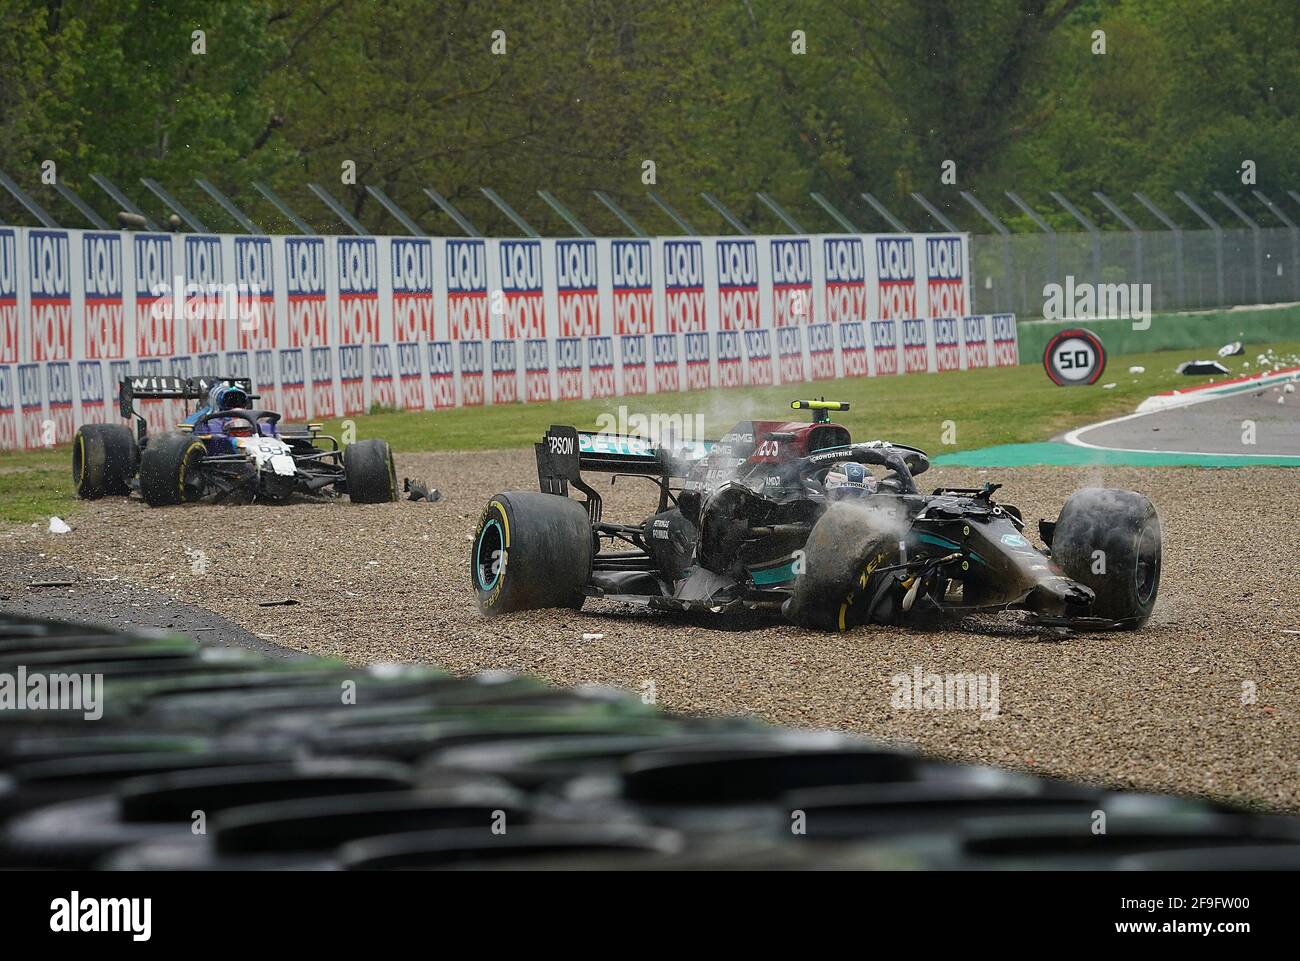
[72,376,397,507]
[470,400,1162,632]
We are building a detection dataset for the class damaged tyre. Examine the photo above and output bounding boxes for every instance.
[784,501,898,631]
[1050,488,1161,628]
[470,491,592,615]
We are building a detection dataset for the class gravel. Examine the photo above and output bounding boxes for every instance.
[3,452,1298,811]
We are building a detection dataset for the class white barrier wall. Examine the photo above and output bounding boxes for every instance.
[0,225,1015,450]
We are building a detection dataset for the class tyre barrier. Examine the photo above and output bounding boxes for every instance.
[2,613,1299,870]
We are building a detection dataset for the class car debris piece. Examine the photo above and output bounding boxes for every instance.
[1128,366,1145,374]
[48,517,72,534]
[1218,341,1245,357]
[403,478,442,502]
[28,579,75,588]
[1176,360,1230,376]
[257,598,299,607]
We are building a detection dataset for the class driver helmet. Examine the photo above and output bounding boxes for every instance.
[208,383,248,411]
[824,461,877,499]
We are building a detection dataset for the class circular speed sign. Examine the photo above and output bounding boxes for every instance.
[1043,328,1106,386]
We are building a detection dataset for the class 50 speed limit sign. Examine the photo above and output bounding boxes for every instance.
[1043,328,1107,386]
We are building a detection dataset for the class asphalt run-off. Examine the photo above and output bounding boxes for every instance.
[936,366,1300,467]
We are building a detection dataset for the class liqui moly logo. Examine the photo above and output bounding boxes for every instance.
[369,343,396,411]
[500,241,545,339]
[934,317,961,371]
[339,344,365,415]
[236,237,275,349]
[963,315,989,368]
[447,239,488,340]
[523,338,549,403]
[991,313,1018,367]
[309,346,335,418]
[458,340,484,406]
[254,350,275,408]
[392,238,434,342]
[823,237,866,324]
[744,329,773,386]
[0,364,14,450]
[77,361,105,419]
[925,236,966,318]
[664,240,705,333]
[0,370,13,450]
[872,319,899,375]
[46,361,73,443]
[556,336,583,400]
[397,342,424,410]
[717,239,759,330]
[837,323,868,377]
[771,238,812,327]
[29,230,72,361]
[0,229,17,364]
[777,326,805,385]
[135,234,175,357]
[286,237,327,347]
[808,323,835,380]
[902,318,929,373]
[491,339,519,404]
[588,336,615,398]
[427,341,455,410]
[82,233,124,359]
[652,332,680,392]
[684,331,710,390]
[717,331,742,388]
[185,236,225,353]
[224,350,249,378]
[557,240,599,337]
[875,237,917,320]
[620,334,647,395]
[338,238,379,345]
[18,363,43,449]
[612,240,653,334]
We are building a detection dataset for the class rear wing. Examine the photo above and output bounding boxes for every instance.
[119,375,254,419]
[119,376,255,441]
[535,425,713,518]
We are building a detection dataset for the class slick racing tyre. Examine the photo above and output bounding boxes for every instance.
[471,491,592,615]
[344,439,398,503]
[72,424,137,499]
[138,432,208,507]
[784,501,898,631]
[1050,488,1161,628]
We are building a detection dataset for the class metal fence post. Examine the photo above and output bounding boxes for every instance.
[592,191,647,237]
[196,179,261,234]
[1092,191,1143,290]
[308,183,369,235]
[253,181,315,234]
[422,188,481,237]
[647,192,698,235]
[1133,192,1184,308]
[910,192,959,231]
[1050,191,1101,290]
[365,185,426,236]
[1005,191,1056,307]
[140,178,208,232]
[52,181,109,229]
[755,192,806,233]
[700,192,750,234]
[1175,191,1224,306]
[0,170,62,228]
[860,192,909,232]
[1254,191,1300,301]
[1213,192,1263,304]
[960,191,1013,314]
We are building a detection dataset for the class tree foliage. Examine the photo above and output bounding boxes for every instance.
[1,0,1295,233]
